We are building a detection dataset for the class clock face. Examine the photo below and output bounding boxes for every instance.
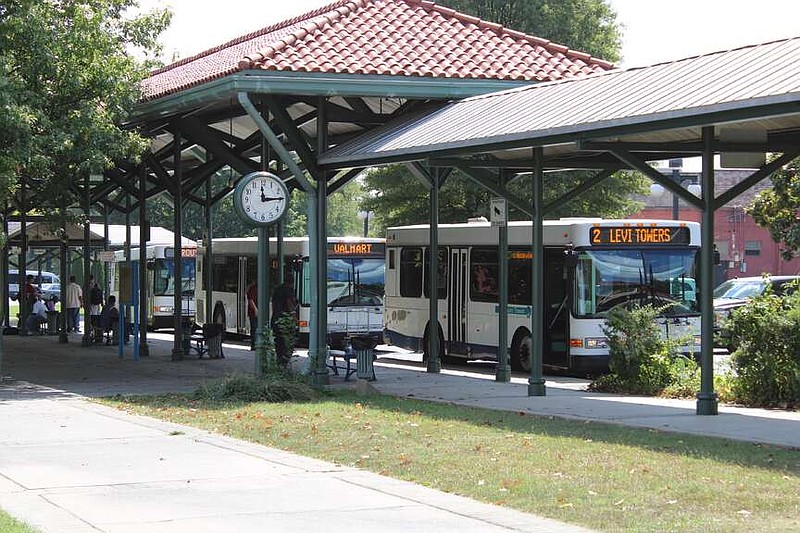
[235,172,289,226]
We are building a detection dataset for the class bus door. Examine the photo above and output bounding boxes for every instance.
[237,256,249,334]
[543,248,569,368]
[447,247,468,353]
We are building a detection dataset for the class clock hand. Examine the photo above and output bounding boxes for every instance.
[260,185,267,202]
[262,196,283,202]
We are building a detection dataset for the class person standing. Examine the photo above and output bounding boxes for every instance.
[246,281,258,351]
[23,274,37,315]
[88,275,103,337]
[65,275,83,333]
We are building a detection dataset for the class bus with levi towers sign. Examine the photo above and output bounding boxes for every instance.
[383,218,701,375]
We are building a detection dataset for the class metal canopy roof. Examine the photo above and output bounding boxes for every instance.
[319,36,800,169]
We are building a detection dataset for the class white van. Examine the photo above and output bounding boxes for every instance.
[8,270,61,301]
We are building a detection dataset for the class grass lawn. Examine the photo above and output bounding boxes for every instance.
[106,390,800,533]
[0,509,39,533]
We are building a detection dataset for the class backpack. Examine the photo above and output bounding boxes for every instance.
[90,285,103,305]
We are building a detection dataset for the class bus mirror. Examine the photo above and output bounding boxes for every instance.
[713,246,721,266]
[564,244,578,269]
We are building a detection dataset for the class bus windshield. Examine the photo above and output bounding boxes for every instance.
[153,258,196,296]
[574,249,699,317]
[303,257,384,307]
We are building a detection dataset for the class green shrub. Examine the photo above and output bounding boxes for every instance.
[724,290,800,407]
[589,304,699,396]
[194,373,318,403]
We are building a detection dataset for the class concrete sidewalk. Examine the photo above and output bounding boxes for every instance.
[0,334,593,533]
[0,332,797,533]
[0,384,590,533]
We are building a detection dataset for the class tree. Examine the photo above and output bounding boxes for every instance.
[0,0,170,230]
[441,0,622,62]
[359,1,632,229]
[362,167,646,232]
[747,157,800,260]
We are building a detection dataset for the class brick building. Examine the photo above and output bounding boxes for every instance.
[630,167,800,285]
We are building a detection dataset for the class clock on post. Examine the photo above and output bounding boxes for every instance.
[233,171,289,227]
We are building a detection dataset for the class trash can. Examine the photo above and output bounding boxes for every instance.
[351,335,378,381]
[46,311,59,335]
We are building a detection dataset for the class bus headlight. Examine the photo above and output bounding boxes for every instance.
[154,305,173,313]
[584,337,608,349]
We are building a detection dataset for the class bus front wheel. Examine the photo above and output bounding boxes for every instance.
[511,329,532,373]
[212,304,226,331]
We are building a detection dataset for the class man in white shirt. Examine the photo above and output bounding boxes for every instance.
[66,275,83,333]
[26,294,48,335]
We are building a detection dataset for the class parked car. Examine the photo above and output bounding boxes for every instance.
[7,270,61,301]
[713,275,800,349]
[41,283,61,303]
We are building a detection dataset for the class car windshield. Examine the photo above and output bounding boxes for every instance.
[713,279,766,300]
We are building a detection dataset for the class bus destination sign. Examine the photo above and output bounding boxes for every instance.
[590,226,691,246]
[329,242,385,256]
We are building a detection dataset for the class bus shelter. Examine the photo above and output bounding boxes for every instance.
[98,0,612,374]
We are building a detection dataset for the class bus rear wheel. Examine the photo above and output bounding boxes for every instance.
[511,329,532,373]
[422,324,446,364]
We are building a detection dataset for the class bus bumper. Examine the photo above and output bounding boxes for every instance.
[569,354,610,376]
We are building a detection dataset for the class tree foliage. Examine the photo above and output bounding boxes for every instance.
[0,0,170,226]
[361,167,646,232]
[747,157,800,261]
[440,0,622,62]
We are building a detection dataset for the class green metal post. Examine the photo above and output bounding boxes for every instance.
[312,96,330,386]
[306,191,321,375]
[81,172,92,347]
[139,166,150,356]
[426,169,441,373]
[255,225,272,374]
[496,173,511,382]
[312,173,329,385]
[204,178,213,333]
[529,148,546,396]
[697,127,719,415]
[171,132,184,361]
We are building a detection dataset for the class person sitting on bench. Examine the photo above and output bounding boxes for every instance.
[25,293,48,335]
[98,295,119,344]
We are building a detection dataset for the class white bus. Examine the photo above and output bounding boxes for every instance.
[197,236,385,348]
[384,218,702,375]
[109,244,197,330]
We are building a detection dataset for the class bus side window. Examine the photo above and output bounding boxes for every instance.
[388,249,395,270]
[399,248,422,297]
[423,247,448,299]
[470,248,498,302]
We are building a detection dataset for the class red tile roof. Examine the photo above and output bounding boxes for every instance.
[143,0,614,100]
